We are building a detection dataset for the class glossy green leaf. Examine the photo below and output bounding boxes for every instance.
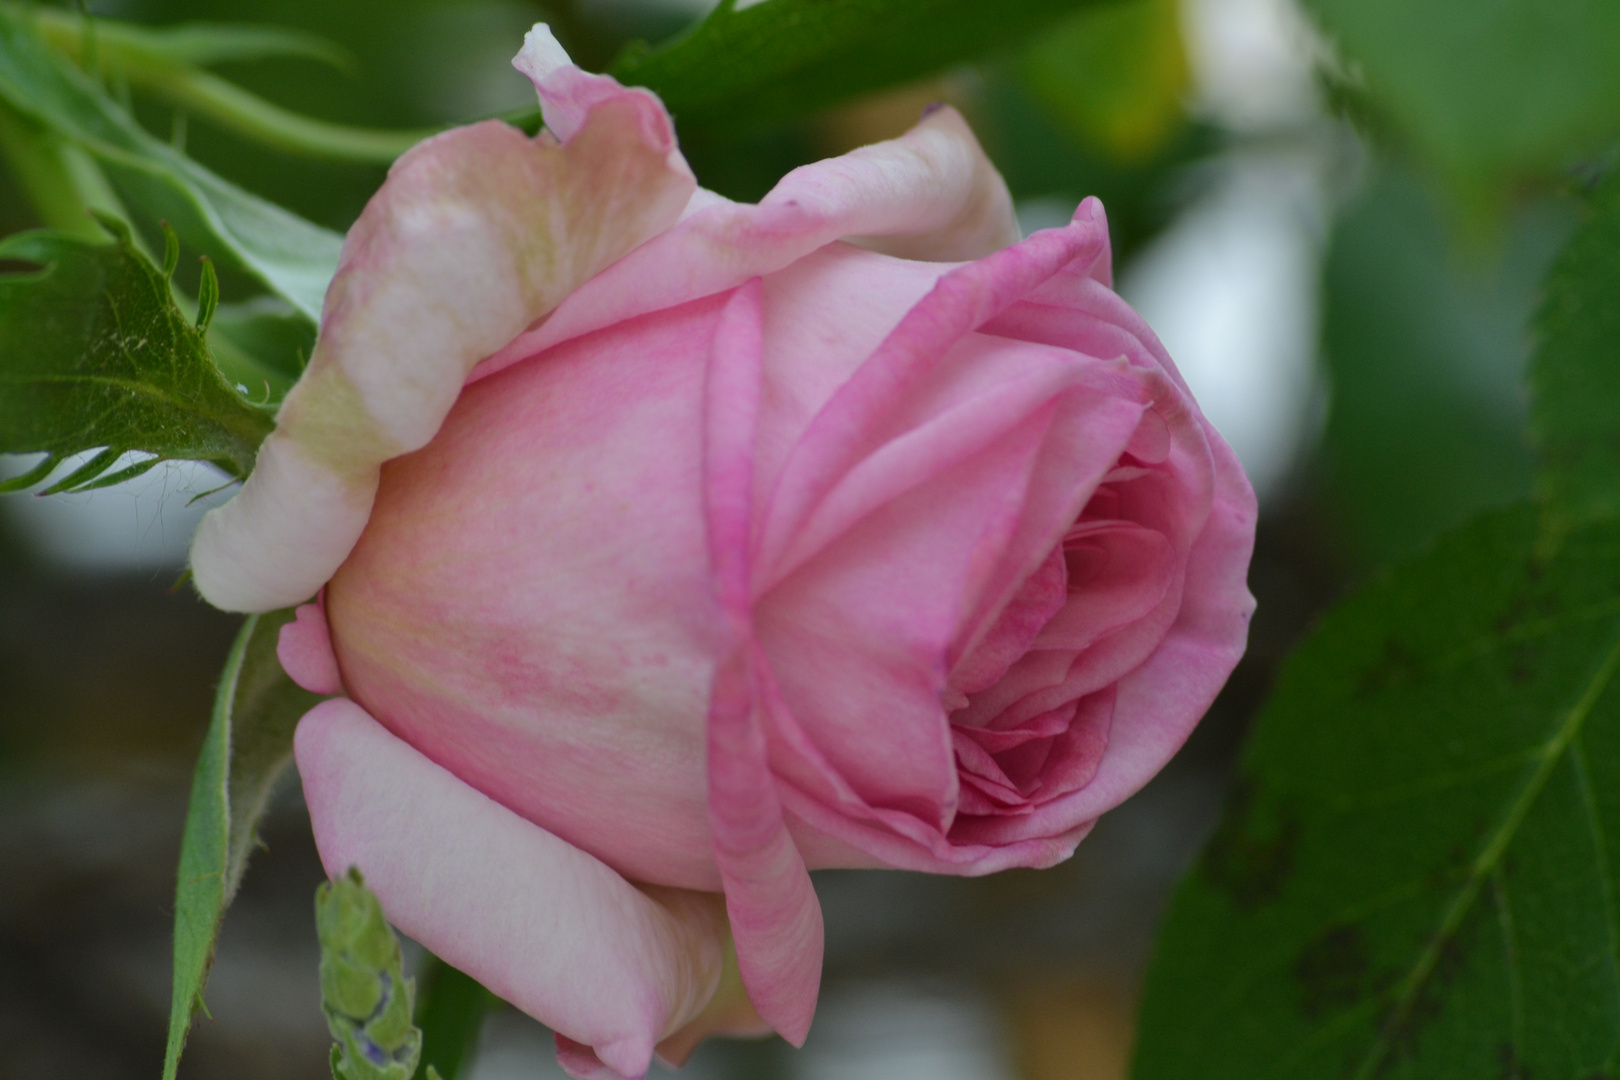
[165,609,324,1080]
[610,0,1110,131]
[0,222,273,492]
[1133,506,1620,1080]
[1304,0,1620,210]
[0,5,342,320]
[1531,170,1620,531]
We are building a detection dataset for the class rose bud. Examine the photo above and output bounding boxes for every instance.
[189,25,1256,1080]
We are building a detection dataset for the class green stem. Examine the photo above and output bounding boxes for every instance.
[27,7,435,164]
[117,62,430,163]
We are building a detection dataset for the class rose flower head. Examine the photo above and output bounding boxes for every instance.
[189,25,1257,1080]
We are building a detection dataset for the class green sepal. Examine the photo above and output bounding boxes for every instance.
[0,223,274,492]
[163,610,325,1080]
[195,254,218,331]
[160,219,179,279]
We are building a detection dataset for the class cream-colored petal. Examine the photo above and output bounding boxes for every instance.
[834,106,1022,262]
[474,105,1021,384]
[192,53,695,612]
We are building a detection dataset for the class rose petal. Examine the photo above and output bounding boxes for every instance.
[1044,419,1257,823]
[755,207,1109,576]
[702,282,824,1045]
[277,599,342,696]
[295,698,729,1080]
[192,67,695,612]
[474,107,1029,383]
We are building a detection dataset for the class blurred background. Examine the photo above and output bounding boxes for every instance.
[0,0,1580,1076]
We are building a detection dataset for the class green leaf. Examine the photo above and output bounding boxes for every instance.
[0,5,343,320]
[0,94,126,240]
[414,955,496,1080]
[1303,0,1620,213]
[1531,170,1620,531]
[1017,0,1188,164]
[319,869,424,1080]
[0,223,273,492]
[1318,164,1574,567]
[610,0,1111,131]
[165,609,325,1080]
[1132,505,1620,1080]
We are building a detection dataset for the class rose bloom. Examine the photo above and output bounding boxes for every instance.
[190,25,1256,1080]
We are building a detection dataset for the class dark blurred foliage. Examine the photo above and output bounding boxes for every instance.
[0,0,1575,1076]
[1316,164,1577,568]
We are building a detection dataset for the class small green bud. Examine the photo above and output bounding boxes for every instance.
[316,868,425,1080]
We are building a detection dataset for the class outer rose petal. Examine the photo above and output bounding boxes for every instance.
[278,599,342,696]
[474,104,1025,383]
[190,60,696,613]
[703,283,824,1044]
[295,699,729,1080]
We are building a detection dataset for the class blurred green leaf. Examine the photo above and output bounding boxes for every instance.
[0,5,342,319]
[1318,166,1573,566]
[0,221,273,493]
[26,6,434,163]
[973,66,1217,265]
[413,955,496,1080]
[165,609,324,1080]
[1018,0,1187,164]
[611,0,1111,131]
[207,295,316,402]
[1531,170,1620,531]
[1304,0,1620,213]
[0,94,128,240]
[1134,505,1620,1080]
[23,4,357,71]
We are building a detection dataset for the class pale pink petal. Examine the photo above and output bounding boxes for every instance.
[514,25,689,174]
[295,698,729,1080]
[750,244,954,507]
[473,109,1034,383]
[703,282,824,1044]
[807,103,1020,261]
[653,944,772,1068]
[755,207,1110,575]
[948,546,1067,696]
[328,296,727,892]
[277,599,341,695]
[192,78,695,612]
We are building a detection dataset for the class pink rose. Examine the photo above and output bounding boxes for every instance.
[190,25,1256,1080]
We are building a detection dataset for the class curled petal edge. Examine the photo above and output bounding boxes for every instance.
[475,104,1031,384]
[191,47,695,613]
